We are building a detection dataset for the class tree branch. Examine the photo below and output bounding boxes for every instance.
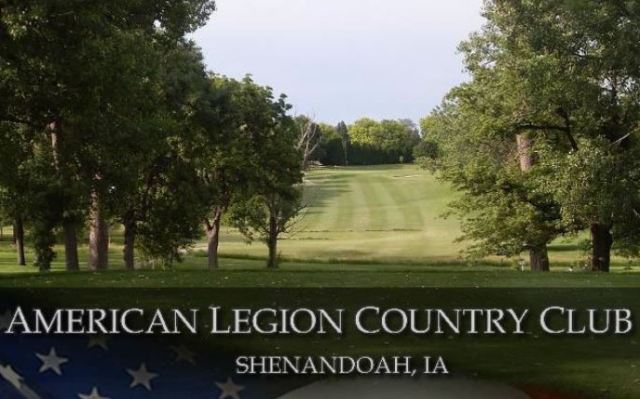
[515,109,578,152]
[556,107,579,152]
[515,123,570,133]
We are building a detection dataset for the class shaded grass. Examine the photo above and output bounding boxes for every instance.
[2,256,640,287]
[212,164,628,267]
[1,165,636,272]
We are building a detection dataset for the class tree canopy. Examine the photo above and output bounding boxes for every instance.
[425,0,640,272]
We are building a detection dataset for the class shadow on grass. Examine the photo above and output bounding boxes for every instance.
[302,172,354,213]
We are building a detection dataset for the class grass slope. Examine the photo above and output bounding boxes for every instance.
[213,165,466,262]
[0,166,638,398]
[1,164,639,279]
[210,164,635,270]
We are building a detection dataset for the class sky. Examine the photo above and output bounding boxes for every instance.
[191,0,485,124]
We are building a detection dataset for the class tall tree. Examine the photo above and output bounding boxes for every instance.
[0,123,32,266]
[423,94,563,271]
[113,41,211,270]
[295,116,321,170]
[195,76,301,269]
[336,121,350,165]
[0,0,215,271]
[429,0,640,271]
[226,86,304,269]
[315,124,347,166]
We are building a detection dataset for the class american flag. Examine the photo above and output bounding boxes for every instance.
[0,309,301,399]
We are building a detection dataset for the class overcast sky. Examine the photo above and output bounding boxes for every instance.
[192,0,485,124]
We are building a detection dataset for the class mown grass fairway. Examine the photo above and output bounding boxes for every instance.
[0,166,639,399]
[208,164,636,270]
[211,164,464,262]
[1,164,639,278]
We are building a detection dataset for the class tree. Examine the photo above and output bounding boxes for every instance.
[336,121,350,165]
[193,75,298,269]
[227,89,303,269]
[424,93,564,271]
[295,116,321,170]
[348,118,421,165]
[113,41,212,270]
[0,0,215,271]
[450,0,640,272]
[135,154,210,265]
[0,123,32,266]
[315,124,347,166]
[231,189,303,269]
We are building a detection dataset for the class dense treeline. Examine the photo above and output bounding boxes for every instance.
[308,118,422,166]
[422,0,640,273]
[0,0,303,271]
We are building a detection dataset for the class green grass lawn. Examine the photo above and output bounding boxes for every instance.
[1,164,640,283]
[207,164,636,270]
[210,164,466,263]
[1,165,639,398]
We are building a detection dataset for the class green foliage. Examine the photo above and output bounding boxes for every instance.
[136,157,209,263]
[0,0,215,269]
[425,0,640,268]
[538,139,640,256]
[336,121,350,164]
[113,41,213,264]
[412,140,438,163]
[313,119,421,166]
[314,123,347,166]
[424,60,564,260]
[229,189,303,244]
[196,74,297,211]
[347,118,420,165]
[223,90,303,266]
[414,117,440,163]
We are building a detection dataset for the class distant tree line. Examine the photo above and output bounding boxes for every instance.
[0,0,304,271]
[304,118,422,166]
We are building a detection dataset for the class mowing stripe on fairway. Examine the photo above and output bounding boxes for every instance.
[384,176,425,231]
[359,177,383,231]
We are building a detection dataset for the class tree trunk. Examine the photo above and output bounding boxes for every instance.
[517,133,549,272]
[267,236,278,269]
[529,245,550,272]
[267,213,278,269]
[591,223,612,272]
[516,133,534,172]
[49,119,80,271]
[14,217,25,266]
[89,191,109,270]
[63,220,79,271]
[206,207,223,270]
[49,121,60,168]
[123,220,136,271]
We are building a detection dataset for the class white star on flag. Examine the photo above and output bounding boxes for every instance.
[87,336,108,351]
[127,363,158,391]
[78,387,110,399]
[36,347,69,375]
[170,345,196,364]
[216,377,244,399]
[0,364,23,389]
